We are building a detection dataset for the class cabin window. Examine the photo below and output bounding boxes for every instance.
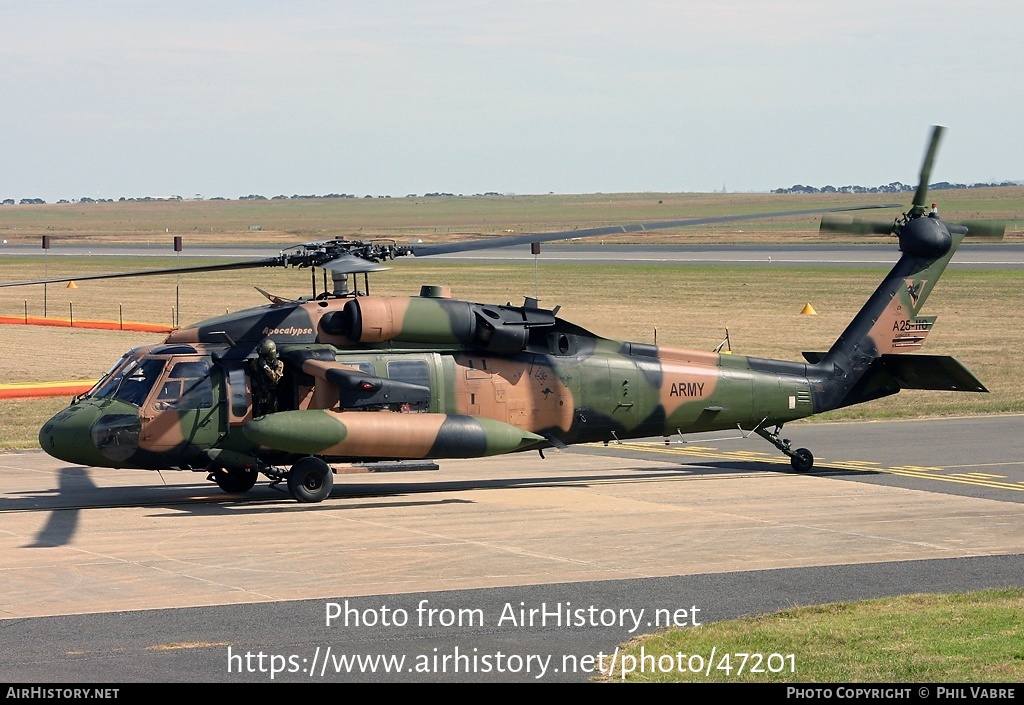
[348,362,375,376]
[386,360,430,389]
[386,359,431,411]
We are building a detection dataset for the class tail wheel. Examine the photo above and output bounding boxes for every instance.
[287,456,334,503]
[213,467,259,493]
[790,448,814,473]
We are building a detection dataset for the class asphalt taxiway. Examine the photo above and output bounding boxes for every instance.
[1,415,1021,681]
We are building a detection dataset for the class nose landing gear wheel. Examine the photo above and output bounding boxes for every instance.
[287,456,334,503]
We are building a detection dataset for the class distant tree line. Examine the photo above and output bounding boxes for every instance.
[237,192,503,200]
[17,182,1018,204]
[56,197,117,204]
[772,180,1019,194]
[2,196,186,204]
[1,191,508,205]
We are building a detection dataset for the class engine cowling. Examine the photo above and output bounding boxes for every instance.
[319,296,555,353]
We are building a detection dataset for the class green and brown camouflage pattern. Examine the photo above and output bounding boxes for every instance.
[244,410,543,458]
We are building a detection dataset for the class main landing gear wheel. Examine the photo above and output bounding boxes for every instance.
[790,448,814,473]
[212,466,259,493]
[287,456,334,503]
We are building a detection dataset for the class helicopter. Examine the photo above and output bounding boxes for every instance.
[5,127,1000,503]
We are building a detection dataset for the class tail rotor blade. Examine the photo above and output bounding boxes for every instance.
[912,125,945,213]
[959,220,1006,241]
[819,214,894,236]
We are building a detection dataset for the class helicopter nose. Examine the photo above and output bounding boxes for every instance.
[39,404,96,464]
[39,402,141,467]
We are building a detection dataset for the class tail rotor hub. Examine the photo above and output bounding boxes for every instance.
[898,213,952,258]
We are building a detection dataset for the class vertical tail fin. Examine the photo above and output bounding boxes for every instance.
[813,222,964,411]
[810,126,991,411]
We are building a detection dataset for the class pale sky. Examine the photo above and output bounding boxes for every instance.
[1,1,1021,202]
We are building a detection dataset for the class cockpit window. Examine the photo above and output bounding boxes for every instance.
[110,359,167,407]
[155,360,214,409]
[88,354,134,400]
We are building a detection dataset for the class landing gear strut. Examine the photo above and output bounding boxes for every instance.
[286,456,334,503]
[755,424,814,473]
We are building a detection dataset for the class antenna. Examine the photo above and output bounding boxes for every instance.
[531,242,541,300]
[173,236,183,328]
[41,235,51,318]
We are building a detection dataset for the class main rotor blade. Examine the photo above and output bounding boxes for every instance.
[408,203,902,256]
[912,125,945,211]
[0,257,282,288]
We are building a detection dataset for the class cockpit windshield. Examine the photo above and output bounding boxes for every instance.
[86,353,132,399]
[90,357,168,407]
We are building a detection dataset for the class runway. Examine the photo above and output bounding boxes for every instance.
[1,415,1021,681]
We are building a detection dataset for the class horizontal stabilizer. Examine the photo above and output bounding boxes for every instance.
[829,353,987,410]
[878,354,988,392]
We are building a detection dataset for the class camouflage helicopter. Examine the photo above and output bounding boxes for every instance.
[5,127,1000,502]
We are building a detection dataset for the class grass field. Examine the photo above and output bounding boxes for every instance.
[1,187,1022,245]
[606,589,1024,682]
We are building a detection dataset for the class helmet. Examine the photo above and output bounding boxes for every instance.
[259,338,278,359]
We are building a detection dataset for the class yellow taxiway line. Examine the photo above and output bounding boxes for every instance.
[600,442,1024,493]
